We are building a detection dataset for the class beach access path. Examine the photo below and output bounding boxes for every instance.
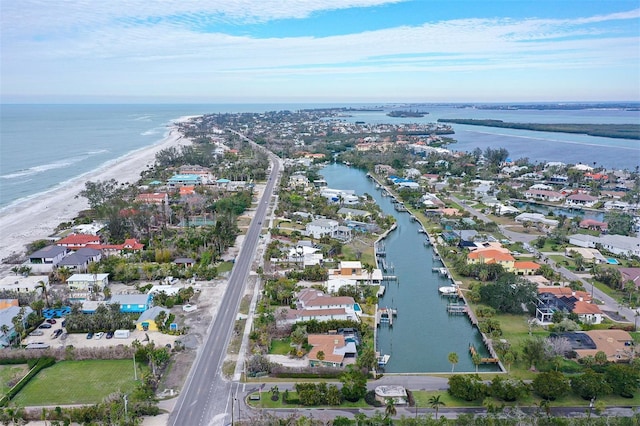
[0,121,195,276]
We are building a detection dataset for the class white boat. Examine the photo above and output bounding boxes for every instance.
[438,285,458,295]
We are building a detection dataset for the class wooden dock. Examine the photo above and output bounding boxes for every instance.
[376,307,397,327]
[469,344,499,364]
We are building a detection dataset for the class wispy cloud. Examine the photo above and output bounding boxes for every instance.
[1,1,638,101]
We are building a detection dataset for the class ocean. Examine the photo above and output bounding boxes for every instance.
[1,103,639,212]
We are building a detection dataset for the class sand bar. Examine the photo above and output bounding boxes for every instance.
[0,118,196,271]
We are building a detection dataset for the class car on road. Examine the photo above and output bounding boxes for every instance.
[86,332,94,339]
[38,323,52,329]
[105,331,114,339]
[95,332,104,340]
[46,319,57,324]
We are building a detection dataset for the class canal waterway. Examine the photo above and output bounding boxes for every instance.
[321,163,499,373]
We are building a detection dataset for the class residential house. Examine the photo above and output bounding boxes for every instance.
[0,275,49,294]
[564,247,607,264]
[110,294,152,313]
[289,173,310,189]
[167,174,202,188]
[66,273,109,292]
[329,260,383,285]
[283,288,360,324]
[565,193,599,208]
[515,213,559,229]
[524,189,565,202]
[136,306,170,331]
[320,188,360,205]
[619,268,640,289]
[86,238,144,256]
[0,306,34,347]
[579,219,608,232]
[535,287,602,325]
[135,192,169,206]
[55,234,101,250]
[574,330,635,362]
[57,247,102,271]
[375,386,408,405]
[307,334,357,368]
[374,164,397,176]
[179,165,213,184]
[467,249,515,270]
[337,208,371,220]
[173,257,196,268]
[513,261,541,276]
[27,245,69,270]
[568,234,640,257]
[306,219,339,239]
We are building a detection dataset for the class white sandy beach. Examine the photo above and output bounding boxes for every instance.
[0,121,195,271]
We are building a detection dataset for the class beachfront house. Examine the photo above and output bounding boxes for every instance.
[55,234,101,250]
[57,247,102,271]
[27,245,69,272]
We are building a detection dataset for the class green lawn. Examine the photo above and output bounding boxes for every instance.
[217,261,234,274]
[12,360,141,406]
[270,338,292,355]
[0,365,29,395]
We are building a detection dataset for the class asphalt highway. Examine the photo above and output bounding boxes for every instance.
[168,141,280,426]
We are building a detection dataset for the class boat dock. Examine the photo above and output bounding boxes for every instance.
[469,344,499,364]
[432,267,450,277]
[376,307,398,327]
[376,352,391,366]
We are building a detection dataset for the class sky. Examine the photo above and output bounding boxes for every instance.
[1,0,639,103]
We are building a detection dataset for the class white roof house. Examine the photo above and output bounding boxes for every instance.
[568,234,640,257]
[0,275,49,294]
[306,219,339,239]
[375,386,408,405]
[515,213,559,228]
[66,273,109,291]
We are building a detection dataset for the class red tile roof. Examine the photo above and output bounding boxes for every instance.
[468,249,515,262]
[56,234,101,247]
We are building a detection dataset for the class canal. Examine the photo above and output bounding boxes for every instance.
[321,163,500,373]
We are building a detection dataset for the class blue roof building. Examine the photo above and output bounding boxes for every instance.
[167,174,202,187]
[109,294,152,313]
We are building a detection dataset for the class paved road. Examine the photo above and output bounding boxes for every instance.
[168,138,280,426]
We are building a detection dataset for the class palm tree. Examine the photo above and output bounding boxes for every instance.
[384,398,397,419]
[428,394,445,419]
[448,352,459,373]
[36,281,49,307]
[472,353,482,373]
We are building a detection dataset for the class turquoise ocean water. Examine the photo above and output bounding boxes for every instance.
[1,104,638,212]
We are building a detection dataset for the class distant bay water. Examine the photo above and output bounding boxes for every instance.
[1,103,639,211]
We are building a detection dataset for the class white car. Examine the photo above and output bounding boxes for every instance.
[95,332,104,340]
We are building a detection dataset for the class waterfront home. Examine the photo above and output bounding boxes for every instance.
[281,289,360,324]
[329,261,383,285]
[467,249,515,270]
[568,234,640,257]
[167,174,202,188]
[374,164,397,176]
[0,275,49,295]
[337,207,371,220]
[55,234,101,250]
[27,245,69,272]
[535,287,602,325]
[72,222,105,235]
[320,188,360,205]
[524,189,565,202]
[579,219,608,232]
[66,273,109,292]
[604,200,640,213]
[0,305,34,347]
[307,334,357,368]
[285,245,323,267]
[179,165,213,184]
[305,218,339,239]
[565,193,599,208]
[515,213,559,229]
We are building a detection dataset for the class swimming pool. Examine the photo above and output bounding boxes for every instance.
[607,258,620,265]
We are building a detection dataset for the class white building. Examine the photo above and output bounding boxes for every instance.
[66,273,109,292]
[515,213,559,228]
[568,234,640,257]
[0,275,49,294]
[306,219,339,239]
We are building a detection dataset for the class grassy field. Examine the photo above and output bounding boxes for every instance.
[12,360,141,406]
[270,338,292,355]
[0,365,29,395]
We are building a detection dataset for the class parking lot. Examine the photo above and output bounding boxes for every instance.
[23,318,178,350]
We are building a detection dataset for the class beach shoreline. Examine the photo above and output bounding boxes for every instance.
[0,116,197,272]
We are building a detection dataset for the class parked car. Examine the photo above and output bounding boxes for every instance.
[86,332,94,339]
[39,323,52,329]
[105,331,114,339]
[95,332,104,340]
[29,330,44,336]
[61,320,66,328]
[60,332,68,341]
[52,329,63,339]
[46,319,57,324]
